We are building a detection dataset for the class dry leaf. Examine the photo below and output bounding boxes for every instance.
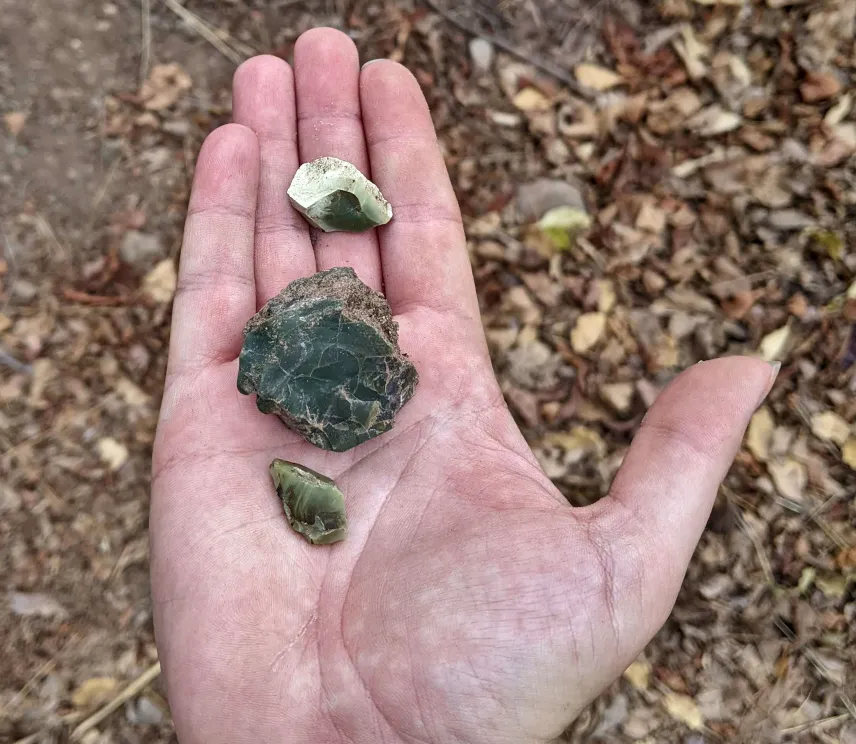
[140,63,192,111]
[4,111,27,136]
[687,105,742,136]
[673,24,708,80]
[97,437,129,471]
[747,407,774,461]
[768,458,807,502]
[624,659,652,690]
[115,378,150,408]
[842,439,856,469]
[636,202,666,233]
[513,87,551,112]
[824,93,853,126]
[759,325,790,361]
[143,259,178,304]
[663,693,704,731]
[596,280,616,313]
[575,63,623,91]
[601,382,635,414]
[542,426,607,460]
[800,70,842,103]
[810,411,851,446]
[571,312,607,353]
[72,677,119,709]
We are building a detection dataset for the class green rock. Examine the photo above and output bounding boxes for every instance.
[270,459,347,545]
[287,157,393,233]
[238,267,418,452]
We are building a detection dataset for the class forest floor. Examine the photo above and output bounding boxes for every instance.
[1,0,855,742]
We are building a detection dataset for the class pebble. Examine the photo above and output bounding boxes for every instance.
[119,230,163,268]
[468,38,494,73]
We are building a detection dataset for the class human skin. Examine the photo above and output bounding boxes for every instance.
[150,28,777,744]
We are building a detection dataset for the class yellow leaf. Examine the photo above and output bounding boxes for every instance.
[143,259,178,304]
[537,207,591,250]
[542,426,606,459]
[842,438,856,469]
[768,457,807,502]
[596,280,616,313]
[72,677,119,709]
[663,692,704,731]
[571,312,607,353]
[512,87,551,112]
[623,659,652,690]
[810,411,852,446]
[97,437,129,471]
[575,63,623,91]
[759,325,790,362]
[747,407,774,461]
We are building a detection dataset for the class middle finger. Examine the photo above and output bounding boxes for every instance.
[294,28,383,292]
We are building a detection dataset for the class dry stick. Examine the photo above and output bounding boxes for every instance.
[421,0,594,100]
[160,0,245,66]
[70,662,162,741]
[141,0,152,84]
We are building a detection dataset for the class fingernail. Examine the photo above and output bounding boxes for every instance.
[362,59,385,69]
[760,361,781,404]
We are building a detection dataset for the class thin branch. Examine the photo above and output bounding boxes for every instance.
[70,662,162,741]
[140,0,152,84]
[421,0,594,99]
[160,0,245,66]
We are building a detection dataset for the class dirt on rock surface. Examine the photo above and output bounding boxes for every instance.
[1,1,855,742]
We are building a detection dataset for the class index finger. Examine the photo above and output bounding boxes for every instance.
[359,61,480,325]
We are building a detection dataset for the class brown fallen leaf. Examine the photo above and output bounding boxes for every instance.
[747,407,774,462]
[72,677,120,709]
[142,259,178,304]
[575,63,623,91]
[663,692,704,731]
[571,312,607,353]
[97,437,129,471]
[800,70,842,103]
[4,111,27,136]
[810,411,852,446]
[768,457,807,502]
[842,438,856,469]
[140,62,193,111]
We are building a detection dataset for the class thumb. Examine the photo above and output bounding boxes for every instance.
[588,356,777,619]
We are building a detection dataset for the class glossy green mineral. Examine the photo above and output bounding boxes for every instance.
[287,157,393,233]
[270,459,347,545]
[238,267,418,452]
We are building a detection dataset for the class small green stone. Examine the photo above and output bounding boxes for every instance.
[270,459,347,545]
[238,267,419,452]
[287,157,393,233]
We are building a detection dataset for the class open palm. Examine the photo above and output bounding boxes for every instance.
[150,29,775,744]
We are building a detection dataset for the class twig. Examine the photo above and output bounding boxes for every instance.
[12,733,42,744]
[141,0,152,84]
[0,348,32,375]
[160,0,245,66]
[70,662,161,741]
[421,0,594,99]
[780,713,850,735]
[736,509,777,588]
[61,289,139,306]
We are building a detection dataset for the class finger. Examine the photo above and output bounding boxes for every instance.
[294,29,383,291]
[232,55,315,306]
[591,357,777,591]
[167,124,259,377]
[360,61,480,324]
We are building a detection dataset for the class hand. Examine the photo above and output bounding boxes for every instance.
[150,28,776,744]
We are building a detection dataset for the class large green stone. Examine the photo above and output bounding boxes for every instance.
[270,459,347,545]
[287,157,393,233]
[238,267,419,452]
